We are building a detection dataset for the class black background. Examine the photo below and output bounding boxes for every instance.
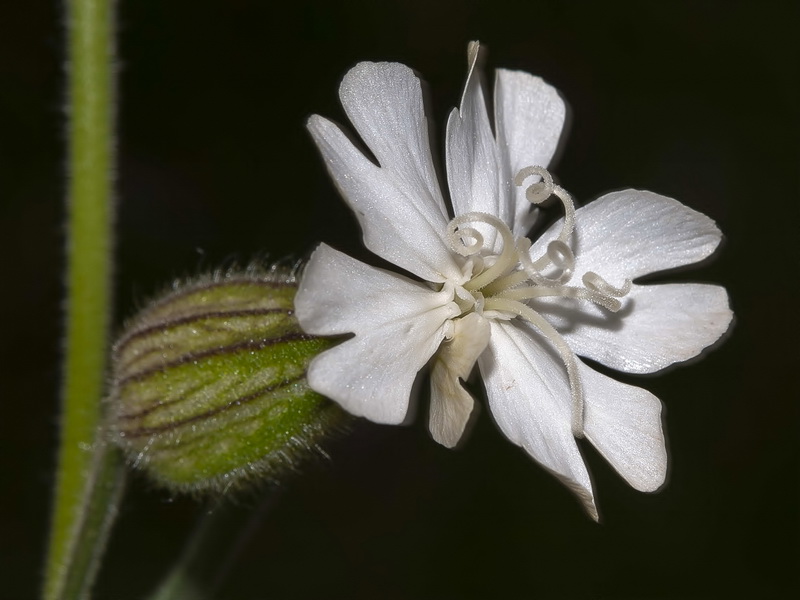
[1,1,797,598]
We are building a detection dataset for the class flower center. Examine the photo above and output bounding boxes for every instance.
[444,166,631,437]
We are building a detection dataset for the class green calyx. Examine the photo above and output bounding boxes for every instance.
[108,266,347,494]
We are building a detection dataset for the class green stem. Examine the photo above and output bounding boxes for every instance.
[147,492,282,600]
[52,442,127,600]
[146,507,223,600]
[44,0,118,598]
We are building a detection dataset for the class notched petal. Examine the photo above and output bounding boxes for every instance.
[549,283,733,374]
[296,244,459,424]
[581,362,668,492]
[308,62,461,283]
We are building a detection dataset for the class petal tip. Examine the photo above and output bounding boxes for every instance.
[562,476,599,521]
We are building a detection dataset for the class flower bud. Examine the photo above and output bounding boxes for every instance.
[108,265,347,494]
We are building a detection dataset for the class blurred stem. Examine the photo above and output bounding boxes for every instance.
[49,442,126,600]
[146,507,224,600]
[44,0,119,599]
[147,492,282,600]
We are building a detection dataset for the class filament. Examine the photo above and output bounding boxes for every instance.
[447,212,519,292]
[514,165,554,204]
[439,165,633,440]
[582,272,632,297]
[483,296,586,437]
[515,166,577,269]
[517,238,575,286]
[496,285,623,312]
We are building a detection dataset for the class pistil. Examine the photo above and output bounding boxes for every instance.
[443,165,631,438]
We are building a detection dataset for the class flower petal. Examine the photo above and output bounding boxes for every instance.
[307,61,462,283]
[338,62,443,205]
[494,68,566,236]
[296,244,459,424]
[530,189,723,282]
[429,312,490,448]
[536,283,733,374]
[580,362,667,492]
[445,42,504,251]
[477,320,598,520]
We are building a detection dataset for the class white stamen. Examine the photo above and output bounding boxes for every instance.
[514,166,554,204]
[447,217,484,256]
[515,167,577,268]
[447,212,519,292]
[551,186,576,244]
[439,165,632,440]
[496,285,623,312]
[582,272,632,298]
[483,296,586,437]
[517,238,575,286]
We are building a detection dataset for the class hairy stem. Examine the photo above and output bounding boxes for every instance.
[43,0,119,598]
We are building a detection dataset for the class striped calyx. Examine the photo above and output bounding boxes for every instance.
[109,267,347,494]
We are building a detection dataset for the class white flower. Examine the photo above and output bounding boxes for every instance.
[295,42,732,519]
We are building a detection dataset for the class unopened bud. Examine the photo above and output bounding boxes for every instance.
[108,265,347,494]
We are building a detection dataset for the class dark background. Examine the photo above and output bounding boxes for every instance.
[2,1,797,598]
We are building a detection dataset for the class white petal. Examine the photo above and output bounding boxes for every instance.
[530,189,723,282]
[307,62,461,283]
[429,312,490,447]
[445,42,504,251]
[494,68,566,236]
[580,362,667,492]
[296,244,459,423]
[536,283,733,374]
[339,62,444,207]
[477,320,598,520]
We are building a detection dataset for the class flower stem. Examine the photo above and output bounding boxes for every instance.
[48,443,126,600]
[147,491,282,600]
[43,0,119,598]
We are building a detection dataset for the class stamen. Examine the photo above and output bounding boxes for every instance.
[517,238,575,286]
[446,218,484,256]
[481,268,529,297]
[496,285,623,312]
[441,170,631,438]
[551,186,576,244]
[582,272,632,298]
[483,296,585,437]
[446,212,519,292]
[515,166,577,267]
[514,166,554,204]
